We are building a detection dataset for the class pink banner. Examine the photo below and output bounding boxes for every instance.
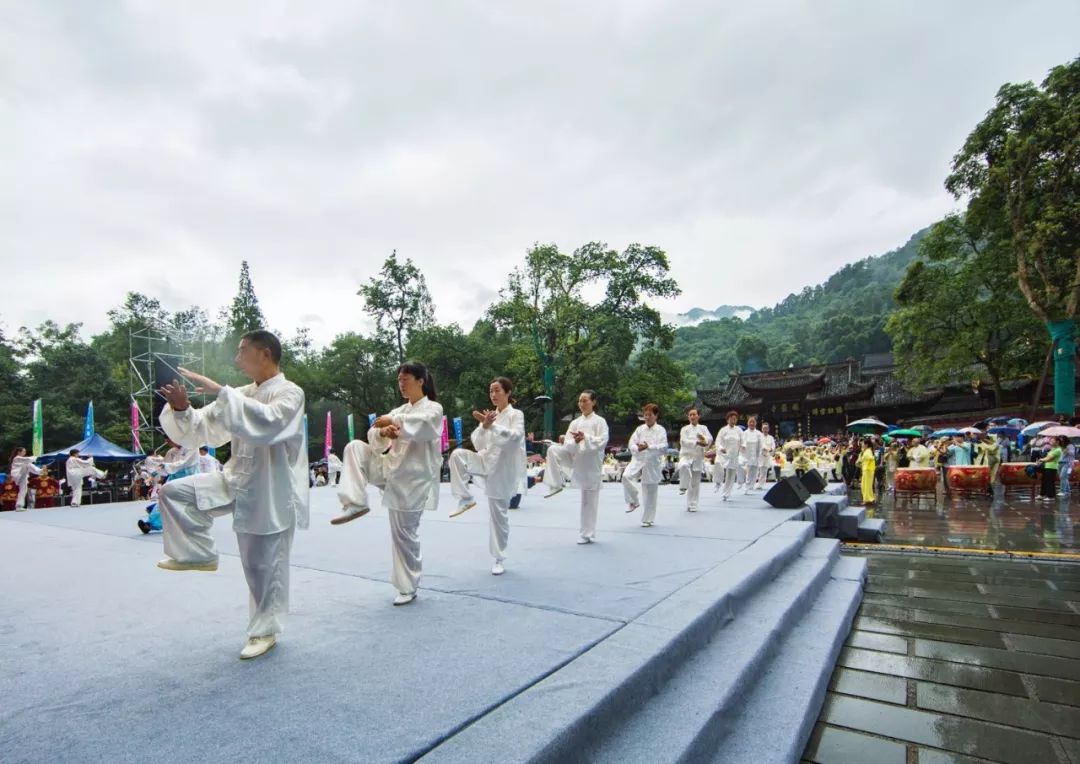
[131,401,142,453]
[441,416,449,452]
[325,411,332,460]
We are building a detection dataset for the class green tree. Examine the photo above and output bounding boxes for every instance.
[886,214,1043,404]
[611,348,694,426]
[357,251,435,363]
[317,332,398,420]
[946,56,1080,414]
[734,335,769,372]
[227,261,267,339]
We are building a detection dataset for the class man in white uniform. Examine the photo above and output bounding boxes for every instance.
[326,451,343,486]
[759,422,777,486]
[715,410,744,502]
[677,408,713,512]
[543,390,609,544]
[9,448,41,511]
[448,377,526,574]
[198,446,223,473]
[741,416,765,494]
[65,449,106,507]
[156,331,309,660]
[623,403,668,527]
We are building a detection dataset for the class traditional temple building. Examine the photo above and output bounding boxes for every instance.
[694,353,1048,439]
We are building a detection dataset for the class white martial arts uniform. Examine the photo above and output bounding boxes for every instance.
[198,453,223,473]
[338,396,443,596]
[65,456,106,507]
[326,452,343,485]
[544,412,609,541]
[450,404,527,562]
[623,423,668,524]
[9,456,41,510]
[677,424,713,511]
[760,434,777,485]
[158,373,309,638]
[715,425,744,500]
[742,427,765,492]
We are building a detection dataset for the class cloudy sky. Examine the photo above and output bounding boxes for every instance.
[3,1,1078,345]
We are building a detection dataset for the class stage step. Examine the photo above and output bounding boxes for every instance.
[420,522,819,764]
[587,538,841,764]
[709,557,866,763]
[857,517,886,543]
[809,495,848,539]
[838,505,865,539]
[825,483,847,496]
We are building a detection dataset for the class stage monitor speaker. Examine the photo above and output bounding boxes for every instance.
[799,469,828,494]
[763,476,810,509]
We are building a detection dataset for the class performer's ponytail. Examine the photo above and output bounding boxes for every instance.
[491,377,515,405]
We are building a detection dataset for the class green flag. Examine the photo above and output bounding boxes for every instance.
[32,399,43,456]
[347,413,355,442]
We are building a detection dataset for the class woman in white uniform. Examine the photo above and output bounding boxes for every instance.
[759,422,777,486]
[741,416,764,494]
[449,377,527,575]
[8,447,41,511]
[65,449,107,507]
[677,408,713,512]
[715,410,744,502]
[623,403,668,527]
[333,361,443,605]
[543,390,609,544]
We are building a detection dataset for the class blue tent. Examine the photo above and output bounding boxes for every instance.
[37,433,145,465]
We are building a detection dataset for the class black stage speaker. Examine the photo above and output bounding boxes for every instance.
[763,476,810,508]
[799,469,827,494]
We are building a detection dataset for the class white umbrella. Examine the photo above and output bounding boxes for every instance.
[847,417,889,433]
[958,426,984,437]
[1040,425,1080,439]
[1021,421,1055,437]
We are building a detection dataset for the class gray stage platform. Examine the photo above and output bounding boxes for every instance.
[1,482,864,763]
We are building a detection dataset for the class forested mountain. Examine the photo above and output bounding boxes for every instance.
[669,229,928,387]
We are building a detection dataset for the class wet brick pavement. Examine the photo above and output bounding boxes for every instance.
[803,552,1080,763]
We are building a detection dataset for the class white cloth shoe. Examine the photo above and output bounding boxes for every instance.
[330,505,369,525]
[491,561,505,575]
[393,592,417,606]
[240,635,276,660]
[157,557,218,572]
[450,500,477,518]
[544,486,564,498]
[625,503,639,513]
[641,521,653,527]
[576,536,592,545]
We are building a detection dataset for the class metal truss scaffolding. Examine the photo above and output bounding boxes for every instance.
[128,323,205,454]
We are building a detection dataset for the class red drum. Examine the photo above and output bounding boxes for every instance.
[895,467,937,493]
[998,462,1038,487]
[946,465,990,492]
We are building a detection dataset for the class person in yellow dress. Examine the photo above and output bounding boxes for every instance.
[859,438,877,506]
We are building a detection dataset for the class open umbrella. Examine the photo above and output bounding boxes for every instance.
[889,428,923,438]
[847,417,889,434]
[958,427,984,437]
[1040,425,1080,439]
[987,426,1020,438]
[817,437,833,444]
[931,428,961,438]
[1021,421,1055,437]
[1008,418,1028,429]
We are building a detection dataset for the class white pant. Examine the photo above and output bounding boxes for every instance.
[720,467,737,498]
[157,476,294,638]
[623,475,658,523]
[450,450,511,561]
[337,440,386,510]
[677,460,702,509]
[69,468,105,506]
[744,463,761,490]
[579,489,600,540]
[15,477,30,510]
[388,508,423,594]
[544,444,573,489]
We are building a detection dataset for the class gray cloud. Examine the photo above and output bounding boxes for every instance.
[2,0,1078,345]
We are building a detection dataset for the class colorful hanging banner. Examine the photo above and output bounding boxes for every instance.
[368,412,377,428]
[440,416,450,452]
[302,414,309,450]
[83,400,95,440]
[324,411,332,460]
[32,399,43,457]
[347,413,355,442]
[131,401,142,454]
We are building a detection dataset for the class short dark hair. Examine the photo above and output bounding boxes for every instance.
[199,446,209,453]
[642,403,660,416]
[242,330,282,364]
[69,449,80,456]
[726,410,739,419]
[687,407,699,415]
[580,389,598,403]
